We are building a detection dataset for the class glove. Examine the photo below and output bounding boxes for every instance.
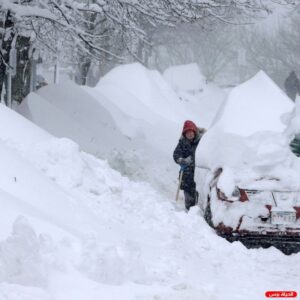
[177,156,193,167]
[194,127,206,142]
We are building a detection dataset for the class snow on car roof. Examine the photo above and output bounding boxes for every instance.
[197,71,300,193]
[212,70,293,136]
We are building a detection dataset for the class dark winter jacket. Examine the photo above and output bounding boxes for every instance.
[173,130,202,166]
[173,128,204,193]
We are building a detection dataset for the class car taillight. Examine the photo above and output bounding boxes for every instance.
[239,189,248,202]
[293,207,300,219]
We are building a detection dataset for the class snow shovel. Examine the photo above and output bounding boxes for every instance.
[175,167,185,202]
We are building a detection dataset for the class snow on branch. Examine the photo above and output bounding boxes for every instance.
[0,0,285,62]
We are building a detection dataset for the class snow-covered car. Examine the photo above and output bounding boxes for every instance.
[197,71,300,255]
[203,168,300,254]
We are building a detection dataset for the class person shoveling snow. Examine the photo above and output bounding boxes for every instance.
[173,120,206,210]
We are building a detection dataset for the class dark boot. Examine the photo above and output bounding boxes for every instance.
[184,191,196,210]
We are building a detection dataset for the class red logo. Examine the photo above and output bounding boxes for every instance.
[266,291,297,298]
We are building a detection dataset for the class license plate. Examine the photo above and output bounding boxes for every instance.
[271,211,296,225]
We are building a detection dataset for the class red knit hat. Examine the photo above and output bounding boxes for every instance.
[182,120,197,134]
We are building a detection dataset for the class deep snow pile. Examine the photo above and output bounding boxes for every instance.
[212,70,293,136]
[0,104,101,240]
[18,79,178,196]
[94,62,191,124]
[198,71,299,193]
[0,103,298,300]
[86,63,183,158]
[0,68,299,299]
[17,80,131,157]
[163,63,226,128]
[163,63,206,94]
[17,63,225,196]
[85,63,225,193]
[0,106,299,300]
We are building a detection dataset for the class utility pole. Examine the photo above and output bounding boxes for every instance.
[7,48,17,108]
[54,56,59,84]
[30,57,37,92]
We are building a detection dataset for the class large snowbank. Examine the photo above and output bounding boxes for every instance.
[212,70,293,136]
[86,63,182,162]
[95,63,190,124]
[0,104,99,240]
[163,63,206,93]
[18,80,131,157]
[87,63,224,183]
[86,63,198,194]
[198,71,299,193]
[18,81,179,196]
[0,103,51,145]
[0,65,299,299]
[163,63,226,128]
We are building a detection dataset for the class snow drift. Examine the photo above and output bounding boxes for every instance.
[95,62,189,124]
[198,70,298,193]
[0,64,298,299]
[18,72,181,196]
[163,63,206,93]
[18,80,132,157]
[163,63,226,128]
[212,70,293,136]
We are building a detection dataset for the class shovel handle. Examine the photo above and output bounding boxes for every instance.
[175,169,184,202]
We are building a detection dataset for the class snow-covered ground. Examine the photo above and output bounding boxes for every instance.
[2,64,298,299]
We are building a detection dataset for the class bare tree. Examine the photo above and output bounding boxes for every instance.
[238,4,300,87]
[0,0,285,102]
[150,23,236,81]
